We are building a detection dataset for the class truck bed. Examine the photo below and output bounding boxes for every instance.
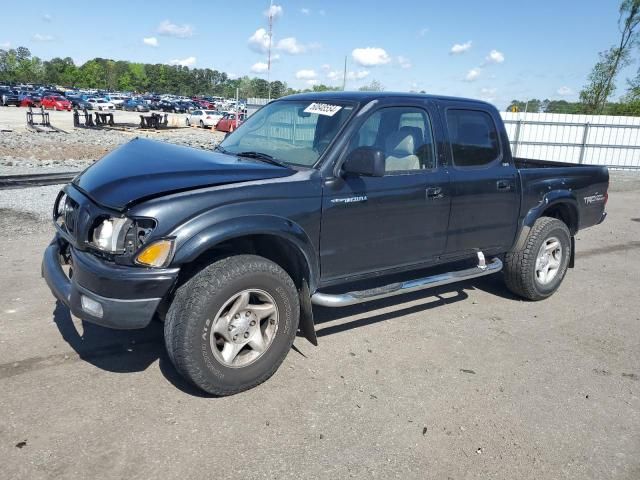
[515,157,609,232]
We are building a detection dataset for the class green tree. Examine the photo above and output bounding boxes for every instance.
[580,0,640,114]
[358,79,384,92]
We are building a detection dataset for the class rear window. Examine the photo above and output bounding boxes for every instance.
[446,109,500,167]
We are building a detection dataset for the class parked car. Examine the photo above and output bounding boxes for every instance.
[122,98,150,112]
[42,95,72,111]
[156,100,188,113]
[186,109,223,128]
[107,95,127,109]
[215,111,245,132]
[87,98,115,111]
[67,95,92,110]
[0,89,21,106]
[18,92,42,107]
[43,92,609,396]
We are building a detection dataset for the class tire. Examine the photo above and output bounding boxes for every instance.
[503,216,571,301]
[199,120,205,128]
[164,254,300,396]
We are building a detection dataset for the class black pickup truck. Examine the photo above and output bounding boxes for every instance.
[43,92,609,395]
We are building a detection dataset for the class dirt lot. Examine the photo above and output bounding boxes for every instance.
[0,116,638,479]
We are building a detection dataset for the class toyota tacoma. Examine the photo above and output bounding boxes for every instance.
[43,92,609,395]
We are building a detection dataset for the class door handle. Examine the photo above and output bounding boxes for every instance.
[496,180,513,191]
[426,186,444,199]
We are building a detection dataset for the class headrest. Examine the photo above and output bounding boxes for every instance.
[385,127,421,156]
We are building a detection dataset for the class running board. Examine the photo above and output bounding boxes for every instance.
[311,252,502,307]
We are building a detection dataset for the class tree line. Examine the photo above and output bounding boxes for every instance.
[0,46,345,99]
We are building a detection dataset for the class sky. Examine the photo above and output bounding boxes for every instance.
[0,0,637,108]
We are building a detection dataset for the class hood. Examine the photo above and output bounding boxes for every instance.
[73,138,294,210]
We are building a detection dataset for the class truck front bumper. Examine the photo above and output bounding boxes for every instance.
[42,236,179,329]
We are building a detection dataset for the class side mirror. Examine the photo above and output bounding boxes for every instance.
[343,147,385,177]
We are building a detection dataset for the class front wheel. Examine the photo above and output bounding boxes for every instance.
[503,216,571,301]
[164,255,300,395]
[199,120,205,128]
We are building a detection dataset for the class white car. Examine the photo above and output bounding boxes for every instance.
[187,110,224,128]
[108,95,127,108]
[87,98,116,111]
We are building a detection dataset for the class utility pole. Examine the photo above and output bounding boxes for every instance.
[342,56,347,91]
[267,0,274,101]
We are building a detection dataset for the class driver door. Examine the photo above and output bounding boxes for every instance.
[320,104,451,283]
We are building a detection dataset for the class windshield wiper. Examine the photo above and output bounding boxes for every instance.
[214,144,229,154]
[235,151,289,168]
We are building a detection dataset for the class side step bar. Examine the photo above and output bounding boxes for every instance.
[311,252,502,308]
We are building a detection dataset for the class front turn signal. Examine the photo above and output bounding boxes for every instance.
[135,239,175,268]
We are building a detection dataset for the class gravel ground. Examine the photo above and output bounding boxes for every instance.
[0,191,638,480]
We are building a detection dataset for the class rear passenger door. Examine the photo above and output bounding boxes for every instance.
[442,105,519,256]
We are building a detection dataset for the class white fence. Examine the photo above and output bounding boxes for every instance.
[500,112,640,170]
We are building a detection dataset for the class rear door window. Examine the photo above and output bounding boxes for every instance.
[446,109,500,167]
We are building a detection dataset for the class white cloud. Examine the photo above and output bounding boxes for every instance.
[296,69,317,80]
[480,87,497,101]
[321,64,331,71]
[42,13,52,22]
[32,33,54,42]
[397,56,412,69]
[271,54,281,62]
[276,37,306,54]
[265,4,283,18]
[464,68,481,82]
[143,37,158,47]
[352,47,391,66]
[157,20,193,38]
[301,8,310,15]
[347,70,370,80]
[557,86,574,96]
[168,56,196,67]
[251,62,269,73]
[484,49,504,64]
[248,28,271,53]
[0,41,10,49]
[417,27,429,37]
[450,41,472,54]
[306,79,319,86]
[327,70,341,80]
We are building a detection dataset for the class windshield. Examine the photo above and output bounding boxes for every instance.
[219,100,355,167]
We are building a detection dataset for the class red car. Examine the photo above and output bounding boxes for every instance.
[215,112,245,132]
[41,95,72,111]
[195,99,215,109]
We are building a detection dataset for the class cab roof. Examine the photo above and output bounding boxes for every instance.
[281,90,493,108]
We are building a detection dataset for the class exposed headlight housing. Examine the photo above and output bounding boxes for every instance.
[91,217,132,253]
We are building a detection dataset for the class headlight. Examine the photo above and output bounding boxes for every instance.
[91,217,131,252]
[135,239,175,267]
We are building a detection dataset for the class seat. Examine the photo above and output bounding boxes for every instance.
[384,127,421,171]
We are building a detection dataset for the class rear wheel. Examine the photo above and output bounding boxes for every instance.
[164,255,300,395]
[503,216,571,301]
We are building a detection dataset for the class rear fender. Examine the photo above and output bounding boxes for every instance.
[513,191,579,251]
